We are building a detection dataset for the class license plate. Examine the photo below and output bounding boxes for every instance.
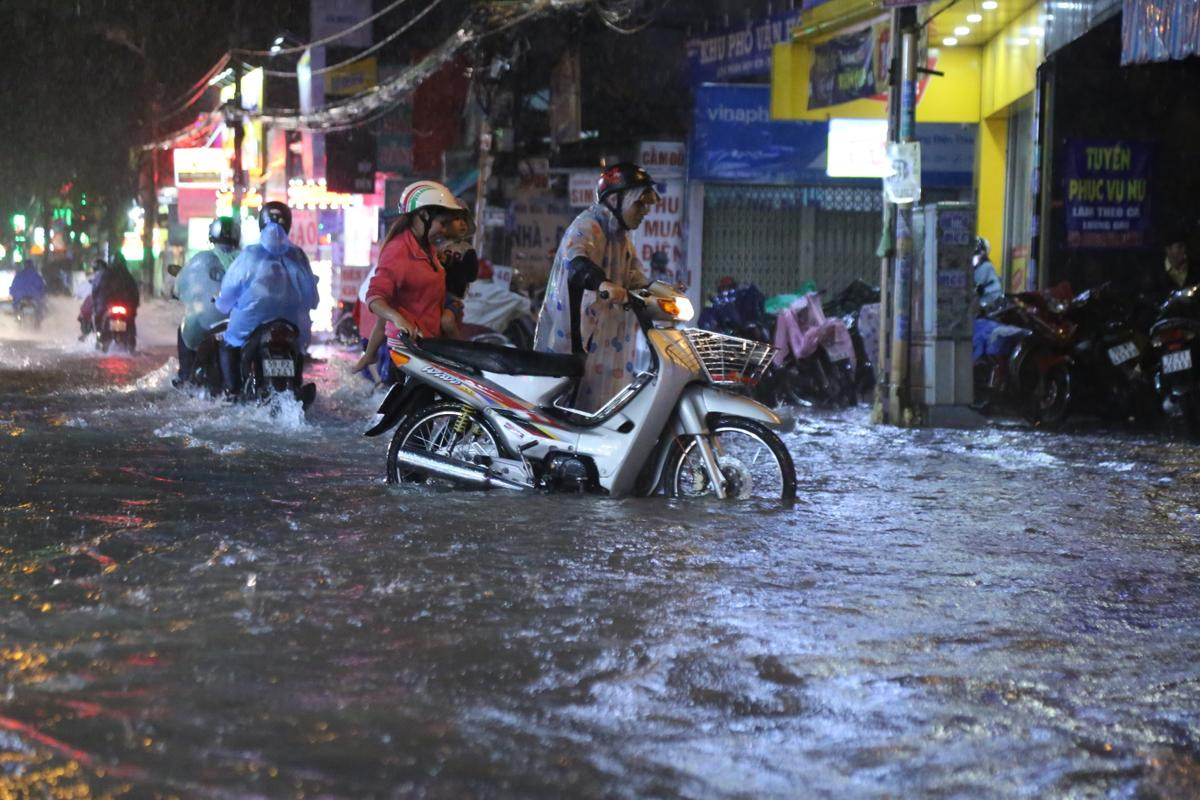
[1107,341,1138,365]
[1163,349,1192,374]
[110,319,127,333]
[263,358,295,377]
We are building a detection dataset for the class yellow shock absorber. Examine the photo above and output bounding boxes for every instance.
[452,404,473,436]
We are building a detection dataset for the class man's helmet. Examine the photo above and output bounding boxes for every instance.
[258,201,293,233]
[596,162,655,203]
[974,236,990,257]
[398,180,460,215]
[208,216,240,247]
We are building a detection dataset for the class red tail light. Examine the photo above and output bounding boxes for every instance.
[109,305,128,315]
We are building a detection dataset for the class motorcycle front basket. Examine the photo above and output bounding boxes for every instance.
[671,328,776,387]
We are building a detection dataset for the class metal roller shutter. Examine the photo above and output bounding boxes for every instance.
[701,184,883,301]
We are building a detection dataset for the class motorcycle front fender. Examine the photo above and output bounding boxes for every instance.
[677,384,785,433]
[639,383,786,496]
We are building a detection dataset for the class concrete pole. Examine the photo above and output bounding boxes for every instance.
[231,0,244,220]
[233,60,245,220]
[874,13,903,424]
[886,7,919,424]
[472,118,493,255]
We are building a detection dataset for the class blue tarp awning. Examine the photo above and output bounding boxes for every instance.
[1122,0,1200,64]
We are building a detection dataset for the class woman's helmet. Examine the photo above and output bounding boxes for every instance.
[398,180,460,215]
[208,216,240,247]
[974,236,990,257]
[258,201,293,233]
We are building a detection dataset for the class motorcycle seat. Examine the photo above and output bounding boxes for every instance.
[418,338,584,378]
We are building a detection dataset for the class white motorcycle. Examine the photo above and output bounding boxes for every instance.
[364,282,795,500]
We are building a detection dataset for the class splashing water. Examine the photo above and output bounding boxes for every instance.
[0,299,1198,798]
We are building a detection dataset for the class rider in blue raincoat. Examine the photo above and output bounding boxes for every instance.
[175,217,240,384]
[214,202,318,395]
[9,261,47,316]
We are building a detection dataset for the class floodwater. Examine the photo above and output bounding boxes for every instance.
[1,298,1199,798]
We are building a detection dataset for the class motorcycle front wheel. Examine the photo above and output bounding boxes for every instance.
[1024,364,1071,429]
[664,417,796,502]
[386,402,504,485]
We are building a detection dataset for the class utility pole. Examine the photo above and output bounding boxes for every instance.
[472,118,493,254]
[139,8,159,295]
[231,0,245,221]
[885,6,919,425]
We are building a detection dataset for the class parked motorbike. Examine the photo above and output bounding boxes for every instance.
[463,279,535,349]
[696,284,784,406]
[365,282,796,500]
[1148,284,1200,438]
[96,303,136,353]
[1062,283,1158,426]
[825,280,881,401]
[772,291,858,409]
[973,292,1075,427]
[236,320,317,409]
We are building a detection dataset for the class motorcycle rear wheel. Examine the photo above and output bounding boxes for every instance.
[386,402,504,485]
[664,417,796,502]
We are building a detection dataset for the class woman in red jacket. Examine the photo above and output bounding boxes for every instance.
[353,181,467,372]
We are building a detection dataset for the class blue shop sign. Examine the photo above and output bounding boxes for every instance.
[685,10,804,84]
[690,84,976,187]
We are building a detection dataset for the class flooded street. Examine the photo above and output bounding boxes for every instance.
[2,300,1199,798]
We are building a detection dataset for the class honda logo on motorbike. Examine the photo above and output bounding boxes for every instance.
[421,365,464,386]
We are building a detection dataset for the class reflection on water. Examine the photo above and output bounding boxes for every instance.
[0,324,1199,797]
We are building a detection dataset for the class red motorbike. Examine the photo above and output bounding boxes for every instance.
[975,292,1076,427]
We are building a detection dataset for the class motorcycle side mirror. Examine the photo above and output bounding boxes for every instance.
[167,264,183,277]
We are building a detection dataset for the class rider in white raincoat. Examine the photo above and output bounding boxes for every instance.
[534,163,661,412]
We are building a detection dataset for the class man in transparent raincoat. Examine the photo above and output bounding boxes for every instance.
[174,217,240,385]
[533,163,660,412]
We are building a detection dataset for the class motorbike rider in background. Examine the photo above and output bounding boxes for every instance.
[174,217,240,386]
[215,201,318,397]
[439,198,479,340]
[533,162,660,412]
[77,258,106,339]
[8,259,47,323]
[973,236,1003,308]
[91,254,139,336]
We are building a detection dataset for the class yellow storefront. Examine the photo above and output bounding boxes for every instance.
[771,0,1048,290]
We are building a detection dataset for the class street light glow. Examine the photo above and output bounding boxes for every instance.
[967,13,983,22]
[954,26,971,36]
[943,36,958,46]
[982,0,999,9]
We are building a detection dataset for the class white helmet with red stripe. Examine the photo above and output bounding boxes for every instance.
[398,180,460,215]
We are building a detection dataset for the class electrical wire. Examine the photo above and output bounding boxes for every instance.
[259,28,468,130]
[922,0,963,31]
[257,0,445,78]
[594,0,671,34]
[235,0,414,56]
[143,0,585,140]
[139,110,222,151]
[157,53,231,121]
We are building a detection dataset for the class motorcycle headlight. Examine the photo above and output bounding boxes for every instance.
[658,296,694,322]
